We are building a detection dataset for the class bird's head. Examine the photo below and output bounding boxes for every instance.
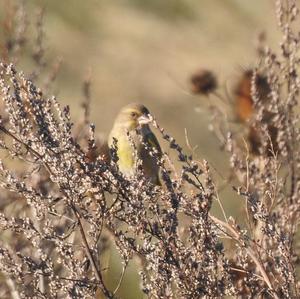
[114,103,152,131]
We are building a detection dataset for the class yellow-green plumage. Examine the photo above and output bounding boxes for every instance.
[108,103,161,185]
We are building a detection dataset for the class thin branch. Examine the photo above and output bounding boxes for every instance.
[112,260,128,297]
[209,214,280,299]
[72,205,113,298]
[5,275,21,299]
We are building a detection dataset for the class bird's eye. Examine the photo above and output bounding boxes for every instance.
[131,112,137,118]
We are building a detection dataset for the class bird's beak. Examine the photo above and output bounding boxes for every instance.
[138,114,152,125]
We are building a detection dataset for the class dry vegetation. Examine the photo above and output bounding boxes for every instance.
[0,0,300,298]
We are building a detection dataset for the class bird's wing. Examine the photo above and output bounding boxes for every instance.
[142,131,162,186]
[144,131,162,157]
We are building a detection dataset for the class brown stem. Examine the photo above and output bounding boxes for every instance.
[72,206,113,298]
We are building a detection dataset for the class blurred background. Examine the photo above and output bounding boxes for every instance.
[0,0,283,297]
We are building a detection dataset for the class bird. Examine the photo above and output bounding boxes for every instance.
[108,103,161,185]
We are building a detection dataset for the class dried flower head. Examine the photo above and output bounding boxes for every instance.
[234,69,270,122]
[189,69,217,95]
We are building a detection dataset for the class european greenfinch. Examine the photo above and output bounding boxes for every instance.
[108,103,161,185]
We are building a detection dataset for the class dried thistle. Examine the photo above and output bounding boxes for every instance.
[189,69,217,95]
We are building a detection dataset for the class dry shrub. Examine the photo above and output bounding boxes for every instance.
[0,1,300,298]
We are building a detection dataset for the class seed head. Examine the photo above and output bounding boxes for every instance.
[190,69,217,95]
